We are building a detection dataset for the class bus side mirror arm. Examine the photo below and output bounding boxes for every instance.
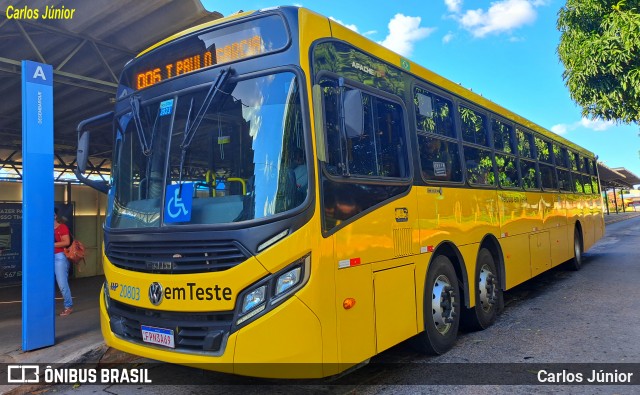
[76,111,114,194]
[74,169,110,194]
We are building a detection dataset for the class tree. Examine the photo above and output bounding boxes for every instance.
[557,0,640,124]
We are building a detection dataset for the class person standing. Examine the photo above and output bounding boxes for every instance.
[54,208,73,316]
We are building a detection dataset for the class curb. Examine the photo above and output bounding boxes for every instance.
[4,344,108,395]
[604,213,640,225]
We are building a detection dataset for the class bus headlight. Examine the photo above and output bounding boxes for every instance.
[275,267,301,297]
[242,285,266,314]
[103,280,111,311]
[235,254,310,327]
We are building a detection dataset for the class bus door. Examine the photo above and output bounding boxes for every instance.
[320,83,418,360]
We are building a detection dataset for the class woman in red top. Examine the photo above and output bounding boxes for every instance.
[54,208,73,316]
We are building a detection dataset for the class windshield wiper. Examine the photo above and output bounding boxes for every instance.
[178,67,231,195]
[180,67,231,151]
[129,95,153,156]
[177,67,231,187]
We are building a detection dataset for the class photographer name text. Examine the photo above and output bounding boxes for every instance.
[5,5,76,20]
[538,369,634,384]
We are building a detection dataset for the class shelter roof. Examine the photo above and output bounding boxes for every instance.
[0,0,221,180]
[598,163,640,189]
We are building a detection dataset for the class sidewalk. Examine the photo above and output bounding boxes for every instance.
[603,210,640,225]
[1,212,639,394]
[0,275,113,394]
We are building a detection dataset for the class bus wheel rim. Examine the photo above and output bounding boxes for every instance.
[432,274,455,335]
[478,264,496,313]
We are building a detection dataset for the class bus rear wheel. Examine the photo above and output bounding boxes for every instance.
[462,248,501,331]
[567,227,583,271]
[413,255,460,355]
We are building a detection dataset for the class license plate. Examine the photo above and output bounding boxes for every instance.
[141,325,175,348]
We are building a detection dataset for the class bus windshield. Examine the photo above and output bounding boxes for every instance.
[109,71,307,229]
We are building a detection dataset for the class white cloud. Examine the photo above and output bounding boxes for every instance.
[363,30,378,37]
[551,118,616,135]
[531,0,550,5]
[329,16,359,33]
[445,0,463,13]
[551,124,569,135]
[459,0,537,37]
[443,32,455,44]
[378,14,435,57]
[579,118,616,131]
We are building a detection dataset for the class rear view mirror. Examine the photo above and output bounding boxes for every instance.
[75,111,114,194]
[77,131,89,174]
[343,89,363,138]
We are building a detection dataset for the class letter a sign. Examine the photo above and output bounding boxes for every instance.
[32,66,47,81]
[21,60,55,351]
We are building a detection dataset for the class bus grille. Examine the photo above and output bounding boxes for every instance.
[393,228,412,257]
[106,239,249,274]
[108,300,233,355]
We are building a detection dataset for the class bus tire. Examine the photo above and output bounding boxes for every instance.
[413,254,460,355]
[461,248,501,331]
[567,227,583,271]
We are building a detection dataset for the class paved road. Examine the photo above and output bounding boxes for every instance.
[37,217,640,394]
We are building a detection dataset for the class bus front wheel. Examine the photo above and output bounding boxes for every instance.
[461,248,501,331]
[413,255,460,355]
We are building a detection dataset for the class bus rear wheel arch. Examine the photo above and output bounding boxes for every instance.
[413,254,461,355]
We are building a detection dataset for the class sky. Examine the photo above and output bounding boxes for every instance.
[202,0,640,182]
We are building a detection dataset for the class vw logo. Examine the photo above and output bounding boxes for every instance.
[148,282,163,306]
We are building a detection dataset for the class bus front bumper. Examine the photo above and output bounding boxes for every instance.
[100,284,324,378]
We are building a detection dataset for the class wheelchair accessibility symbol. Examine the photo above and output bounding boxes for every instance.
[165,183,193,223]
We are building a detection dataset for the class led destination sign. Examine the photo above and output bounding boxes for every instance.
[136,35,263,90]
[124,15,289,91]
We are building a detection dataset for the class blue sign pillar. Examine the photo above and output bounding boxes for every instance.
[21,60,55,351]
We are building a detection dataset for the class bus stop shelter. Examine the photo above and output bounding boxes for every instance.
[597,163,640,214]
[0,0,222,183]
[0,1,222,285]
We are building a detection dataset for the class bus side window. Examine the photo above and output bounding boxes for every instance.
[414,88,456,138]
[418,135,462,182]
[572,171,584,193]
[320,80,407,179]
[464,146,495,186]
[495,153,519,188]
[558,169,572,191]
[539,163,558,190]
[520,159,539,189]
[492,119,515,154]
[460,106,488,146]
[516,128,533,159]
[591,176,599,194]
[535,136,552,164]
[582,174,593,194]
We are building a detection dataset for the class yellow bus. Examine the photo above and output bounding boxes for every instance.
[75,6,604,378]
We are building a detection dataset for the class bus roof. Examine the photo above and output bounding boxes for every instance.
[324,12,595,158]
[134,5,594,159]
[136,9,257,58]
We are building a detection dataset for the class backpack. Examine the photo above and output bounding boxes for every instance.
[64,239,86,267]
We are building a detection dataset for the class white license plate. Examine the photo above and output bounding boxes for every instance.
[141,325,175,348]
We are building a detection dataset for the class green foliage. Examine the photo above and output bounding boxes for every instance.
[557,0,640,124]
[516,128,532,157]
[534,136,550,161]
